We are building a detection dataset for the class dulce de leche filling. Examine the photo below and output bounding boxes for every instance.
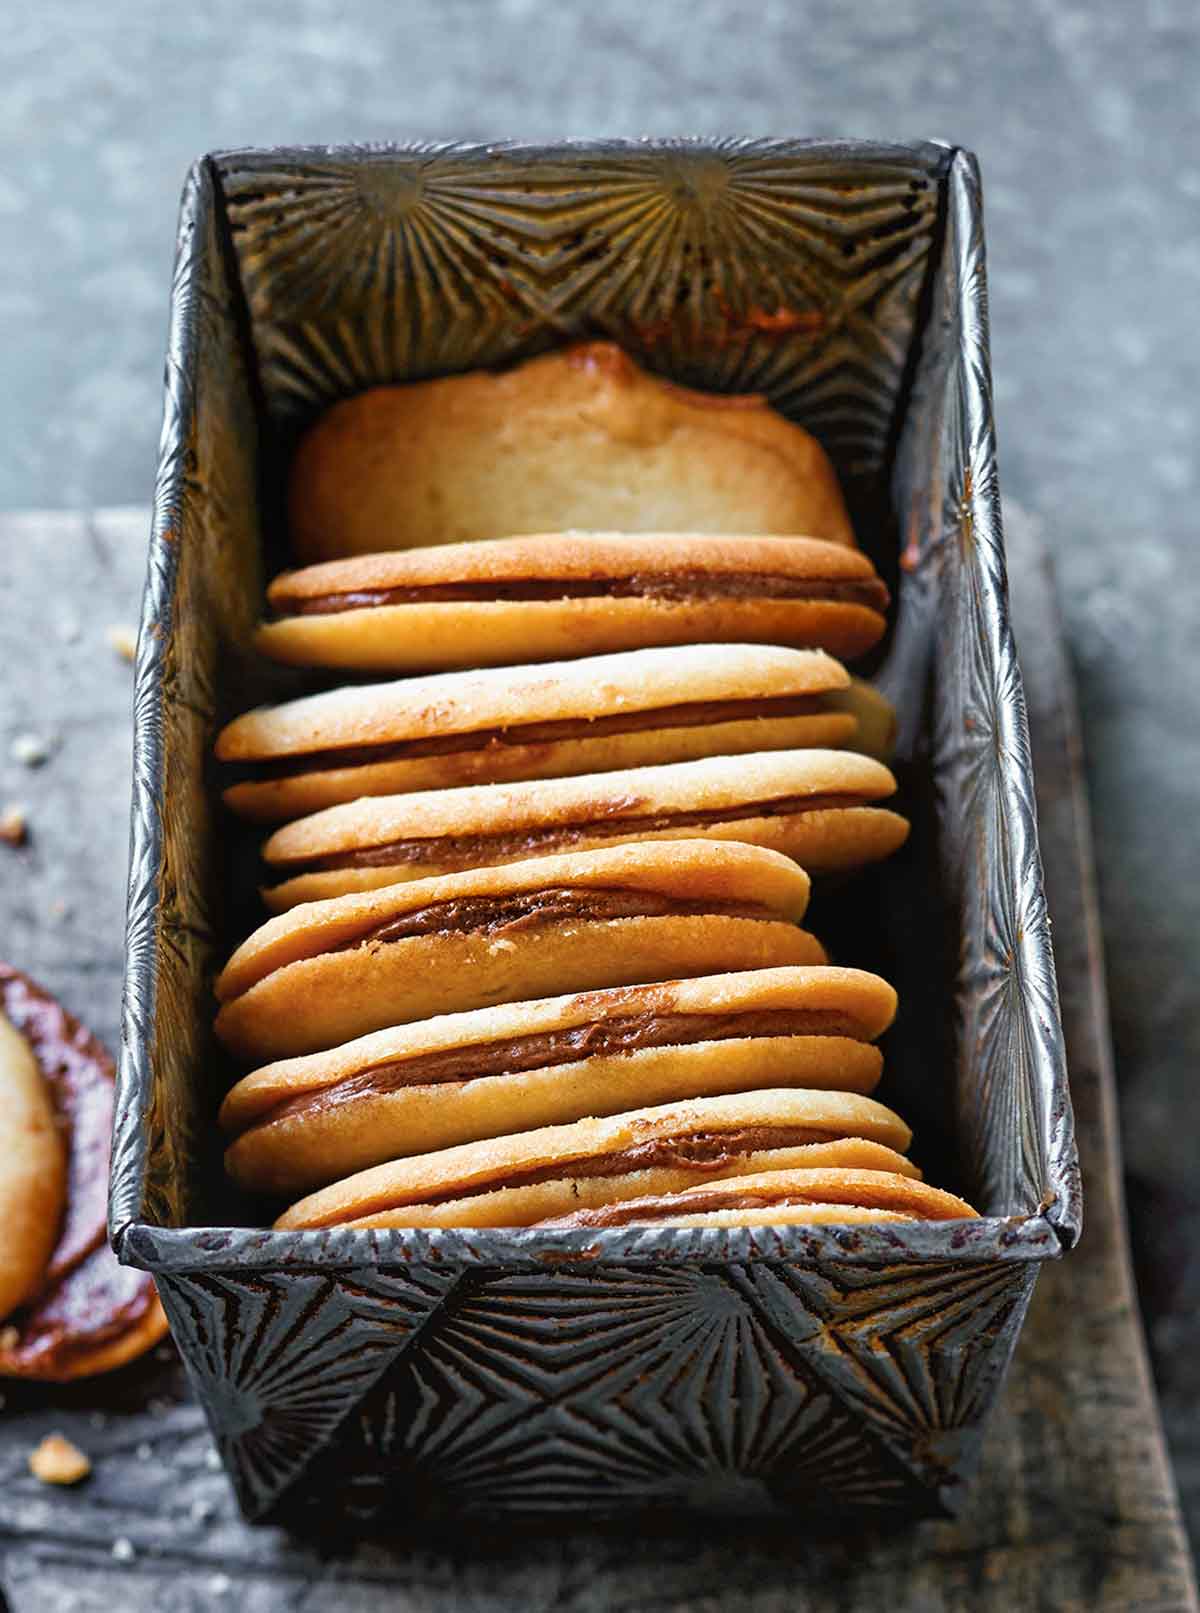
[240,1006,868,1136]
[249,693,836,780]
[540,1184,880,1229]
[298,790,870,873]
[328,884,778,955]
[356,1125,837,1213]
[275,570,890,616]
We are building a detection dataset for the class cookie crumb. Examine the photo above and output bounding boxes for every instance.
[10,733,51,768]
[0,805,27,847]
[107,625,138,662]
[0,1325,18,1351]
[29,1433,91,1486]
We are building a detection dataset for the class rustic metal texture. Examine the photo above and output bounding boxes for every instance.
[112,141,1077,1524]
[894,152,1080,1230]
[0,506,1192,1609]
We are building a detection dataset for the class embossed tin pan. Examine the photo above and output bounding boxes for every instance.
[112,140,1081,1526]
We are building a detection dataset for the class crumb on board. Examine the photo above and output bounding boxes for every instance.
[111,1536,135,1562]
[106,624,138,662]
[10,733,51,768]
[0,805,27,847]
[29,1433,92,1486]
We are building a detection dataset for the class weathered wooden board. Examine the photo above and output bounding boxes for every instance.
[0,507,1195,1611]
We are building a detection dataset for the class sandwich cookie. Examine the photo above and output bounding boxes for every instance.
[214,840,824,1065]
[256,533,889,673]
[218,643,856,825]
[288,341,858,563]
[222,965,898,1197]
[536,1169,979,1229]
[0,966,168,1381]
[274,1089,916,1230]
[262,749,910,910]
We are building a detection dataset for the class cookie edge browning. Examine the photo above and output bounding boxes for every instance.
[225,1038,888,1198]
[220,965,899,1130]
[215,839,814,1005]
[535,1167,979,1228]
[262,749,900,864]
[267,533,883,601]
[273,1089,914,1230]
[215,642,853,763]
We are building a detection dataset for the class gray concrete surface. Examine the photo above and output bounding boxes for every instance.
[1,0,1197,1556]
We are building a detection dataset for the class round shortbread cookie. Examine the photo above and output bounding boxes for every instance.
[287,343,857,563]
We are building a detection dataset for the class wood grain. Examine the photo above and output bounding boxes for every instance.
[0,508,1194,1611]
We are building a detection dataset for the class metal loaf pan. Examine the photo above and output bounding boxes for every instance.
[112,140,1081,1526]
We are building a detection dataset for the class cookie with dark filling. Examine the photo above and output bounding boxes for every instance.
[536,1167,979,1229]
[261,748,909,910]
[274,1089,916,1231]
[214,839,823,1065]
[222,964,897,1197]
[257,532,888,673]
[217,642,857,824]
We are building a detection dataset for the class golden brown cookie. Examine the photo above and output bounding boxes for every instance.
[0,1010,66,1320]
[218,643,856,824]
[0,966,168,1381]
[257,532,887,673]
[274,1089,916,1230]
[535,1168,979,1228]
[262,749,909,909]
[288,342,857,562]
[222,964,898,1197]
[215,839,823,1065]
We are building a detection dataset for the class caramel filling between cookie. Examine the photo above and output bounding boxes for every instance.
[238,1007,869,1136]
[539,1184,903,1229]
[292,791,873,873]
[275,571,890,616]
[327,885,780,957]
[248,693,839,779]
[348,1125,842,1215]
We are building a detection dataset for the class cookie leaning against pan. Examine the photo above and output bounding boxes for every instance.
[214,840,824,1065]
[222,965,898,1197]
[288,342,858,562]
[217,643,856,824]
[257,533,889,672]
[0,965,168,1381]
[274,1090,916,1230]
[262,749,910,910]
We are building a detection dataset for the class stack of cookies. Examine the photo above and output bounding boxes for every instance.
[214,344,976,1231]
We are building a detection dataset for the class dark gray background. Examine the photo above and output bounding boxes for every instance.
[2,0,1197,1553]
